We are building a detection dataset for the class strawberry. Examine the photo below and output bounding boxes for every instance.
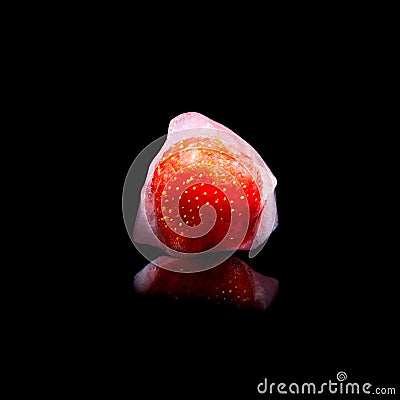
[134,256,279,311]
[149,136,263,253]
[132,112,278,258]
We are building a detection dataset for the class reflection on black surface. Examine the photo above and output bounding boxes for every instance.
[133,255,279,312]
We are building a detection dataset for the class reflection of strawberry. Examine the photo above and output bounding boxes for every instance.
[134,257,278,311]
[149,137,262,252]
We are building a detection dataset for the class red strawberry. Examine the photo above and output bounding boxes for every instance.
[134,256,279,311]
[133,112,278,259]
[150,136,262,252]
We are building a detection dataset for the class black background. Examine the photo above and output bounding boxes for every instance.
[77,39,398,398]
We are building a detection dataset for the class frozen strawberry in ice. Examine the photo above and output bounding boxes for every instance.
[133,112,277,259]
[134,256,279,311]
[126,113,280,310]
